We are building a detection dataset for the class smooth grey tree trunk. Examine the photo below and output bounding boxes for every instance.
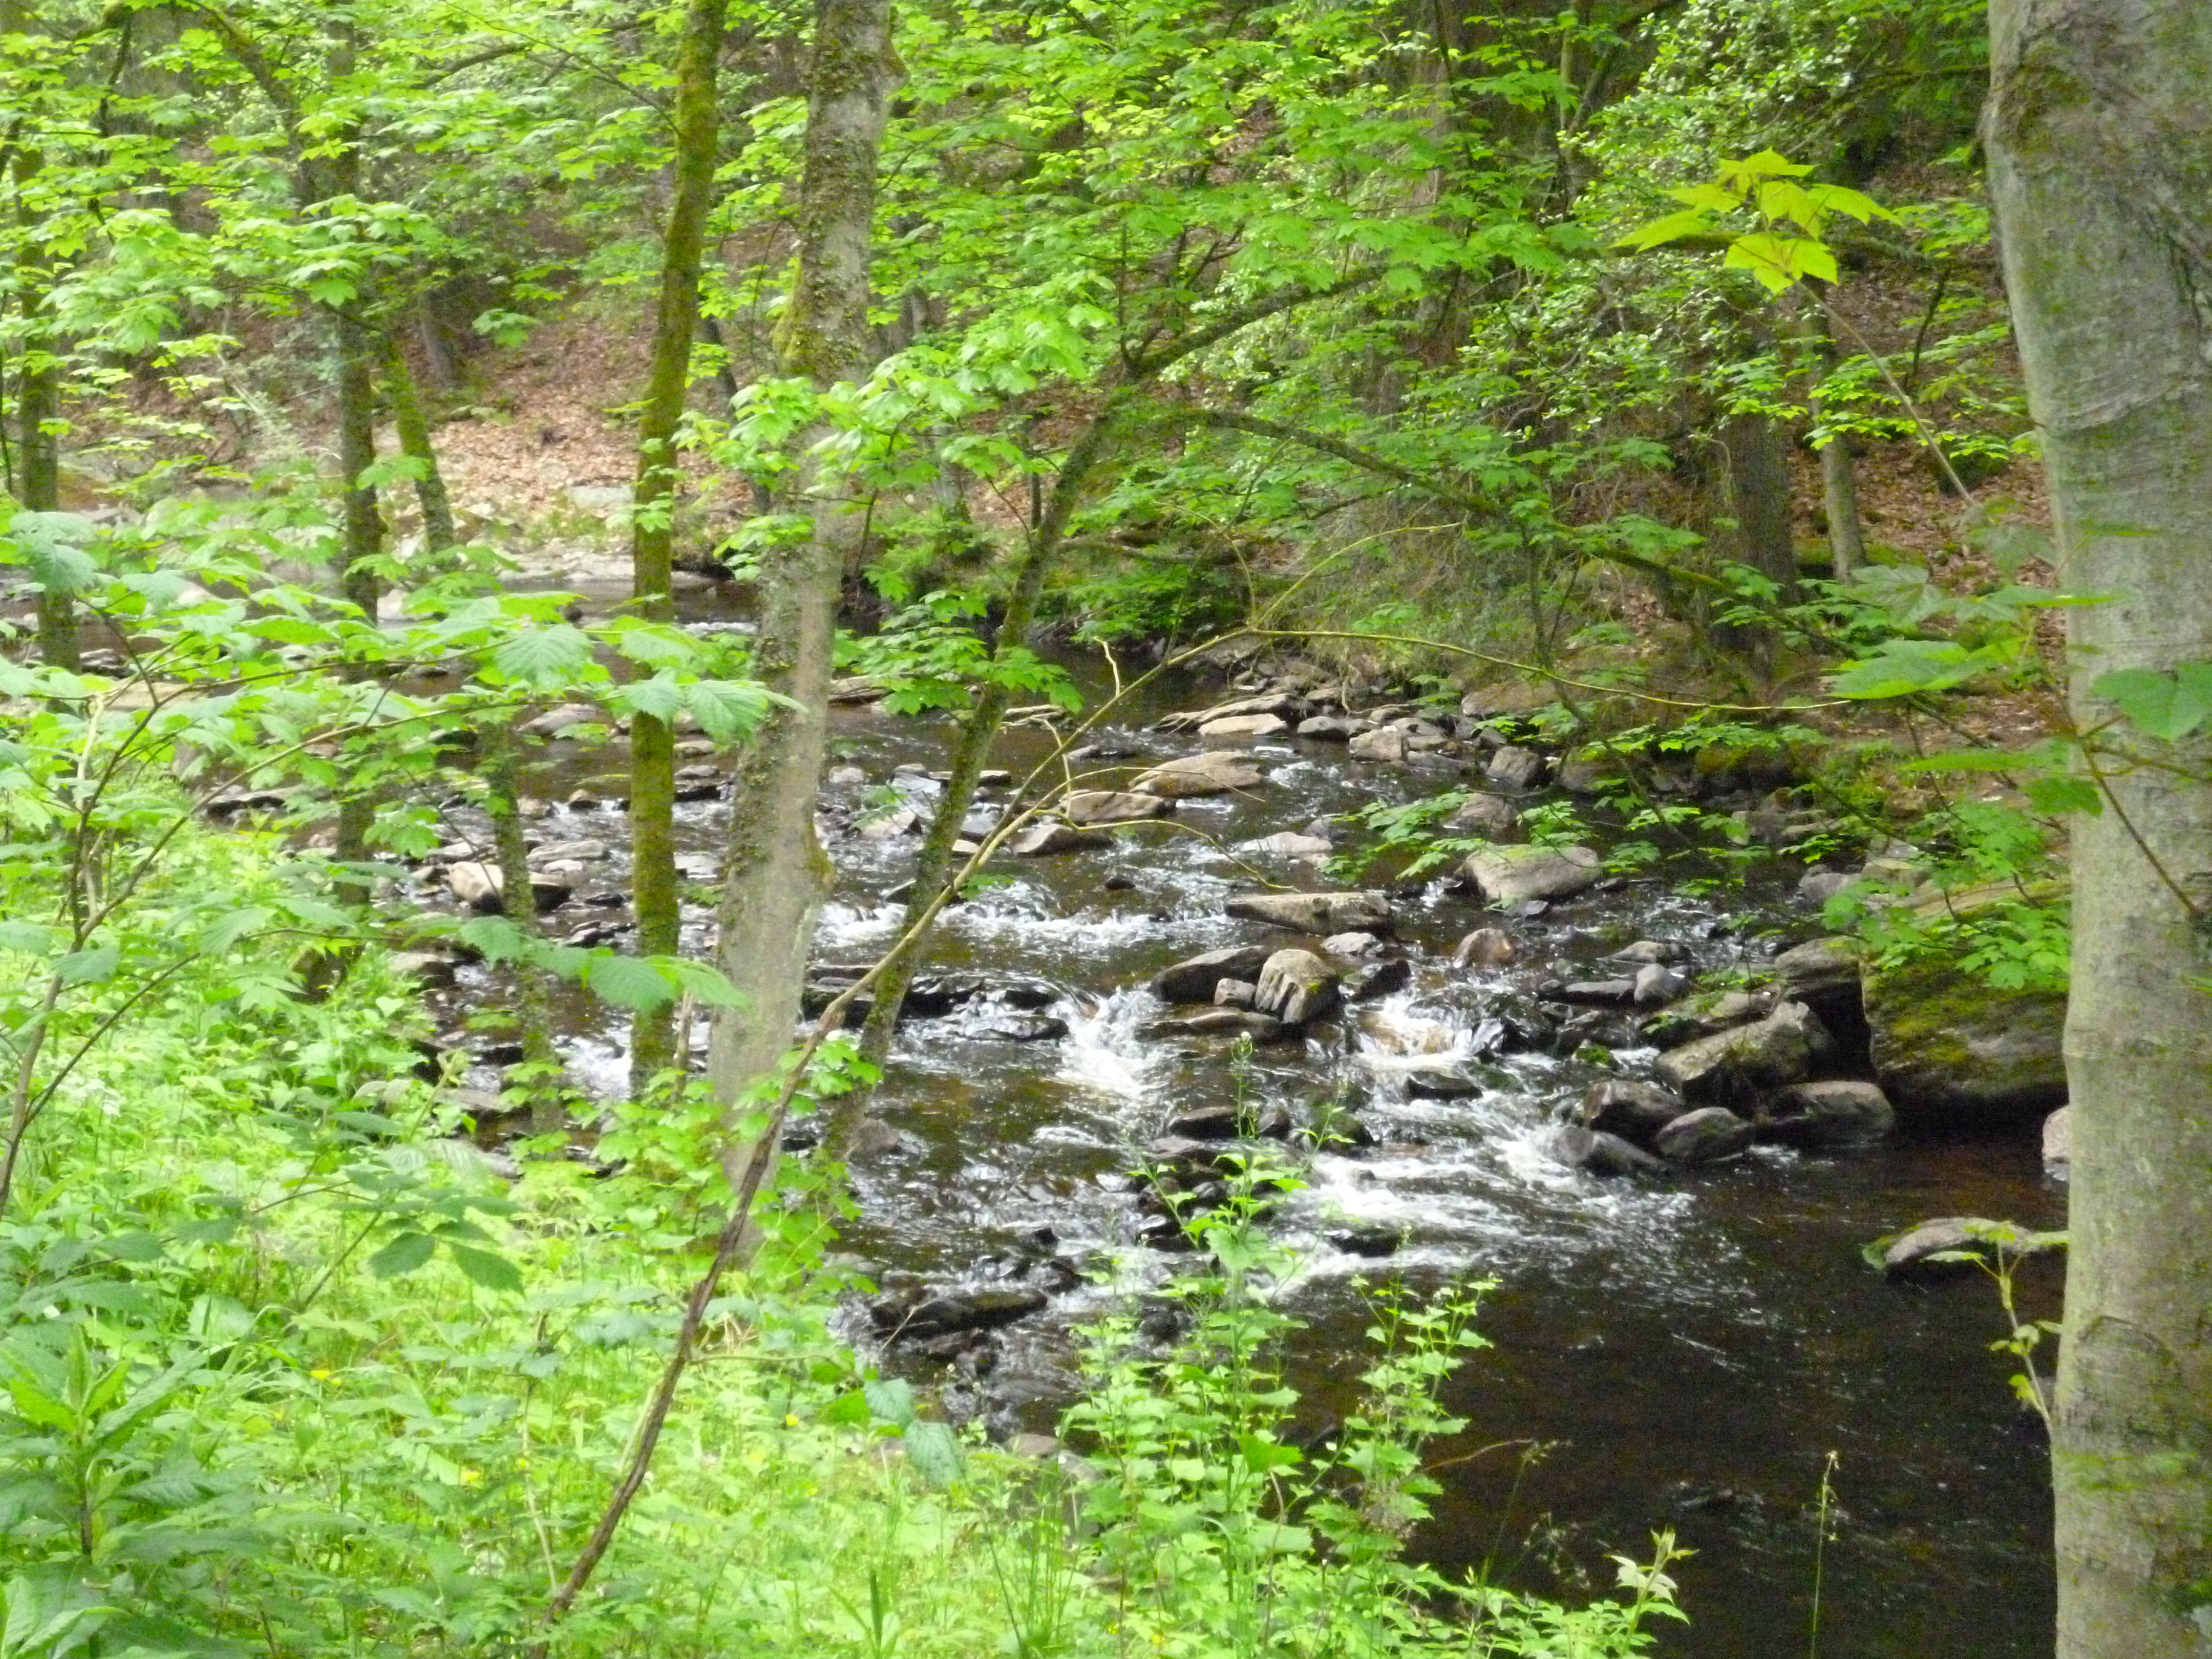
[1987,5,2212,1654]
[705,0,895,1185]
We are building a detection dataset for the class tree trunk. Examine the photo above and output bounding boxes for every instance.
[384,334,457,558]
[705,0,895,1182]
[627,0,729,1094]
[1986,5,2212,1655]
[1806,303,1864,581]
[9,138,75,669]
[484,731,564,1128]
[1720,411,1796,600]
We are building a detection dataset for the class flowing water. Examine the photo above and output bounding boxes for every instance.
[429,622,2060,1659]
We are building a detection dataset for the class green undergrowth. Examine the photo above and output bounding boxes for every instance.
[0,819,1684,1658]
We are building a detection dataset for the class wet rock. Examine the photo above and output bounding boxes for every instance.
[1200,712,1291,738]
[1798,868,1856,905]
[1453,927,1517,968]
[389,950,460,990]
[1134,751,1265,797]
[1225,889,1392,934]
[1654,1000,1833,1105]
[1254,949,1342,1025]
[1485,745,1547,791]
[1405,1066,1483,1100]
[1010,822,1112,856]
[975,1010,1070,1042]
[828,675,886,704]
[533,837,612,862]
[1062,789,1172,825]
[443,861,571,914]
[1612,939,1689,965]
[1460,842,1604,906]
[1877,1217,2061,1279]
[1653,1106,1757,1165]
[1772,936,1863,1028]
[1448,792,1522,838]
[1631,963,1690,1006]
[1142,1136,1237,1178]
[1547,1124,1670,1179]
[1159,693,1300,732]
[1328,1224,1402,1258]
[871,1286,1048,1341]
[1575,1079,1686,1148]
[1150,945,1274,1003]
[1762,1080,1896,1150]
[858,803,922,839]
[1348,726,1410,762]
[1864,947,2067,1127]
[1323,930,1385,958]
[1546,979,1637,1006]
[520,702,609,738]
[826,763,868,787]
[845,1117,905,1159]
[1213,978,1258,1009]
[1143,1009,1292,1041]
[1342,958,1411,1001]
[1239,830,1333,857]
[1556,748,1629,795]
[2042,1106,2070,1177]
[1296,714,1371,740]
[1163,1105,1244,1140]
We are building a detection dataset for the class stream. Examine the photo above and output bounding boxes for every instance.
[416,612,2062,1659]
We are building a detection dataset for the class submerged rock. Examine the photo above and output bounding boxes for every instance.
[1062,789,1173,825]
[1547,1124,1670,1179]
[871,1287,1048,1341]
[1239,831,1333,857]
[1653,1106,1757,1166]
[1762,1080,1896,1150]
[1200,712,1291,738]
[1575,1079,1686,1148]
[1453,926,1516,967]
[1225,890,1392,934]
[1010,822,1112,856]
[1134,751,1265,797]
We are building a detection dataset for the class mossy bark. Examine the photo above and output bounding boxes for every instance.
[8,135,74,669]
[1988,4,2212,1652]
[707,0,895,1184]
[384,335,457,557]
[627,0,730,1092]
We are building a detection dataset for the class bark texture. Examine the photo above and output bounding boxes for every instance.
[628,0,730,1091]
[1987,5,2212,1653]
[706,0,895,1174]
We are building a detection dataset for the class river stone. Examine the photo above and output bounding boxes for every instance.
[1653,999,1833,1105]
[1653,1106,1757,1165]
[1296,714,1370,740]
[1134,751,1265,797]
[1348,726,1410,762]
[1632,963,1689,1006]
[1149,945,1273,1003]
[1486,745,1547,791]
[1772,935,1864,1023]
[534,837,611,862]
[1640,988,1770,1047]
[1254,949,1342,1025]
[1159,693,1300,732]
[1798,868,1856,905]
[1143,1009,1293,1041]
[389,950,460,990]
[519,701,608,738]
[1863,949,2067,1126]
[1062,789,1173,825]
[1762,1080,1896,1150]
[1214,978,1258,1009]
[1453,927,1516,967]
[1239,831,1333,857]
[1010,822,1112,856]
[1323,930,1385,958]
[1612,938,1689,965]
[1328,1224,1403,1259]
[1163,1104,1245,1140]
[1556,747,1630,795]
[1877,1216,2062,1279]
[1200,712,1291,738]
[976,1010,1069,1041]
[2042,1107,2070,1176]
[1549,979,1636,1006]
[828,675,886,704]
[1343,958,1411,1000]
[1547,1124,1670,1179]
[1460,842,1604,905]
[1225,890,1392,934]
[1576,1079,1686,1148]
[443,860,571,914]
[873,1287,1048,1341]
[1405,1065,1483,1099]
[1448,792,1522,838]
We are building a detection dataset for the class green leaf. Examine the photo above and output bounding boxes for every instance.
[1613,207,1715,252]
[903,1420,965,1488]
[2092,664,2212,740]
[366,1231,435,1278]
[684,679,779,741]
[444,1243,523,1294]
[583,952,674,1013]
[55,944,119,986]
[6,512,101,596]
[662,956,746,1008]
[864,1377,916,1429]
[490,625,594,688]
[2023,776,2104,816]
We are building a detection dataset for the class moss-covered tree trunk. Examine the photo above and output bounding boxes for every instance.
[8,133,75,669]
[1987,4,2212,1653]
[384,335,456,557]
[706,0,895,1182]
[627,0,729,1094]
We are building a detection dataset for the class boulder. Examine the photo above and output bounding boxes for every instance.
[1486,745,1547,791]
[1639,989,1771,1048]
[1653,1107,1756,1165]
[1158,693,1300,732]
[1200,712,1291,738]
[1772,936,1865,1029]
[444,861,571,914]
[1213,979,1258,1009]
[1877,1217,2062,1280]
[2042,1105,2070,1177]
[1762,1080,1896,1150]
[1323,930,1386,958]
[1632,963,1689,1006]
[1547,979,1636,1006]
[1348,727,1410,762]
[1148,945,1273,1003]
[1547,1124,1670,1180]
[1405,1065,1483,1099]
[1612,938,1689,965]
[1448,792,1522,838]
[1453,927,1516,967]
[1010,822,1112,856]
[1253,949,1342,1025]
[1864,949,2067,1126]
[519,702,609,738]
[871,1287,1047,1341]
[1556,748,1630,795]
[1295,714,1371,741]
[1134,751,1266,796]
[1654,1000,1833,1105]
[1225,890,1392,934]
[1328,1224,1403,1258]
[1575,1079,1686,1148]
[1239,831,1333,857]
[1798,868,1856,905]
[1460,842,1604,906]
[1062,789,1172,825]
[1143,1010,1293,1042]
[1342,958,1411,1000]
[975,1010,1070,1041]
